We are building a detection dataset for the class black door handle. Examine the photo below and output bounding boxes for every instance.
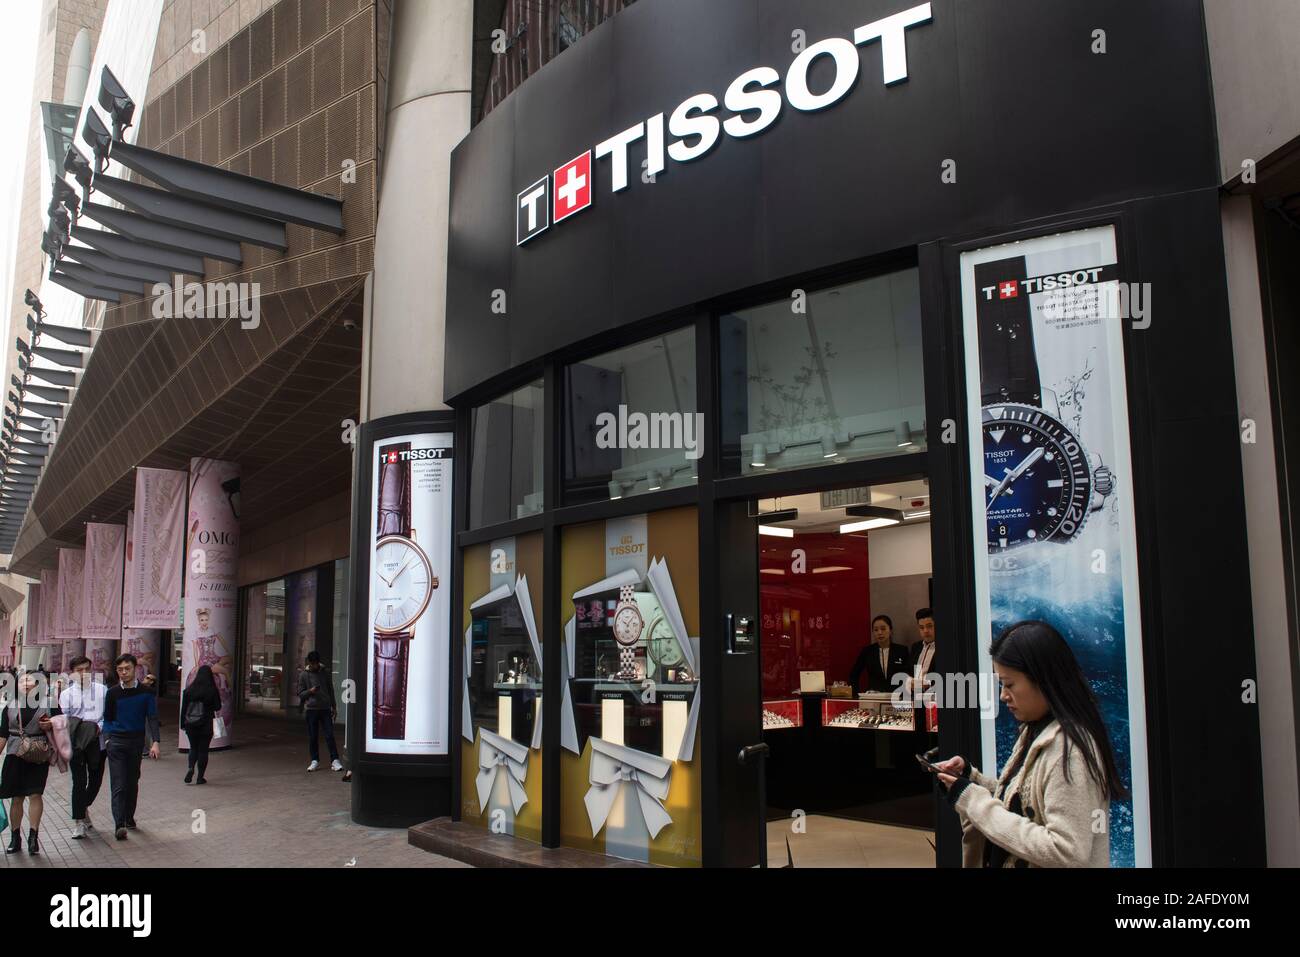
[738,742,770,766]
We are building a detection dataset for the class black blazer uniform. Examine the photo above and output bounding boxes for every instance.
[849,642,911,694]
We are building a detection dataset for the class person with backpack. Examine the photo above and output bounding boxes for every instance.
[180,665,222,785]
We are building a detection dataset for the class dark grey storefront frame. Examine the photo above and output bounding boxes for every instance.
[434,0,1266,865]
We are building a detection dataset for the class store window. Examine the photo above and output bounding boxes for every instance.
[559,507,701,866]
[469,379,545,527]
[719,268,925,476]
[460,533,544,843]
[243,579,286,713]
[563,328,698,506]
[331,559,349,720]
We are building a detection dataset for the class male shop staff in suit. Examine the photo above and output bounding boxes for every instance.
[909,607,940,693]
[849,614,911,694]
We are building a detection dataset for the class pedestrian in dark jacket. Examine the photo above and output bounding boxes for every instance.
[180,665,222,785]
[102,654,160,841]
[297,652,341,772]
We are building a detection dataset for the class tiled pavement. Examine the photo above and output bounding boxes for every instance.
[1,712,468,869]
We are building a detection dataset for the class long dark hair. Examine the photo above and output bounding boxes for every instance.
[991,620,1127,801]
[189,665,219,702]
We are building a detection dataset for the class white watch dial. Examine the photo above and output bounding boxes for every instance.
[374,535,433,633]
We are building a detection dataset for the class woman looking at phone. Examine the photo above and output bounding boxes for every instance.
[933,620,1126,868]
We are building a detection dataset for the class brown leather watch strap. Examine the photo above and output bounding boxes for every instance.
[376,442,411,538]
[373,441,413,739]
[373,633,410,739]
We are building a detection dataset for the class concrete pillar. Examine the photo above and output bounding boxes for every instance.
[352,0,473,828]
[363,0,473,419]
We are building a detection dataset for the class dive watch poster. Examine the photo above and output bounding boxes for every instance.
[365,432,454,755]
[960,225,1149,867]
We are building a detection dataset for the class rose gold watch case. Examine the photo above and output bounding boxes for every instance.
[373,533,435,634]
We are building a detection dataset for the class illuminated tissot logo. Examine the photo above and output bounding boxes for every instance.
[553,151,592,223]
[511,3,934,248]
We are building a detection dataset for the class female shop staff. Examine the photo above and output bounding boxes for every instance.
[849,615,910,693]
[934,620,1126,868]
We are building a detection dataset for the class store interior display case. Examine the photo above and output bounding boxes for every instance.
[762,698,802,730]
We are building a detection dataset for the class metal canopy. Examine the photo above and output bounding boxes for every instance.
[59,245,172,285]
[21,384,70,403]
[71,225,205,275]
[81,203,242,263]
[93,174,288,251]
[48,271,121,303]
[18,401,63,418]
[50,261,143,296]
[110,140,344,233]
[19,362,78,387]
[29,340,90,366]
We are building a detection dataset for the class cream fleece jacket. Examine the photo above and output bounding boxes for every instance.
[953,719,1111,868]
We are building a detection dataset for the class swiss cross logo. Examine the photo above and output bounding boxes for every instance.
[516,175,550,246]
[553,151,592,223]
[998,281,1019,299]
[386,451,399,464]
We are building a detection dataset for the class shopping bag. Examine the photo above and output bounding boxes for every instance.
[212,715,227,739]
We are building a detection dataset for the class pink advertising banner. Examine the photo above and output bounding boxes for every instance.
[55,548,85,640]
[39,570,61,644]
[59,639,86,674]
[123,509,135,626]
[128,468,186,629]
[82,523,126,640]
[122,629,162,682]
[181,458,240,749]
[86,638,118,681]
[26,583,42,646]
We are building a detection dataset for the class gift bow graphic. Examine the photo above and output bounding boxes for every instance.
[584,737,674,840]
[476,728,529,815]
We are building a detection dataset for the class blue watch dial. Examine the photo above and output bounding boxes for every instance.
[982,404,1091,551]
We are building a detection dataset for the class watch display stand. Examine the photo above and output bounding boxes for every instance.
[762,698,802,730]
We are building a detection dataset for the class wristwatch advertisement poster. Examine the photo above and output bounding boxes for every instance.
[366,431,454,755]
[960,224,1149,866]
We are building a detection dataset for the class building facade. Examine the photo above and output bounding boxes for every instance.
[1,0,1297,868]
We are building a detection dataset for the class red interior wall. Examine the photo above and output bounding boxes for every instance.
[759,532,871,700]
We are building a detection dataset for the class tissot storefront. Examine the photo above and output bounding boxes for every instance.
[351,0,1266,867]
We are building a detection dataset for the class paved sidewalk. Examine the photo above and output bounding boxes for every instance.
[1,712,466,869]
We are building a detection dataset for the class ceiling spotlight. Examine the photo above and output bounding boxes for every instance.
[10,376,22,391]
[82,108,113,172]
[52,178,81,220]
[750,442,767,469]
[98,65,136,139]
[821,433,838,459]
[15,339,30,358]
[7,392,20,407]
[24,290,42,314]
[896,422,916,448]
[647,470,663,492]
[49,204,71,239]
[64,145,93,199]
[608,479,623,500]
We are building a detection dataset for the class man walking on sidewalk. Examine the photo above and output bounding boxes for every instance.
[59,656,107,839]
[102,654,160,841]
[297,652,342,772]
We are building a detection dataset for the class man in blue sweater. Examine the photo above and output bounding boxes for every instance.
[102,654,161,841]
